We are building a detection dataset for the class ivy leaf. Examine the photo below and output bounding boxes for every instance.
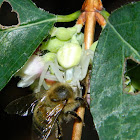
[90,2,140,139]
[0,0,57,91]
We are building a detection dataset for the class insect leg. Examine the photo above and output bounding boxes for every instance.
[66,111,82,122]
[55,120,62,140]
[75,97,89,109]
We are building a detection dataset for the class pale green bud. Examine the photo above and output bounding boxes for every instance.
[125,76,131,85]
[128,85,135,93]
[42,52,56,74]
[71,35,79,45]
[53,27,76,41]
[42,52,56,62]
[90,40,98,52]
[40,38,66,53]
[76,32,84,45]
[74,24,82,33]
[57,43,82,69]
[50,25,82,41]
[70,33,84,45]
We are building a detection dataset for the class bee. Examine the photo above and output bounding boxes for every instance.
[5,83,86,140]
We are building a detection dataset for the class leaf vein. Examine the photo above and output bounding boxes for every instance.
[1,23,50,82]
[108,21,140,58]
[0,17,56,33]
[113,21,140,27]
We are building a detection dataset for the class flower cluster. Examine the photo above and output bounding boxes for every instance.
[16,24,97,92]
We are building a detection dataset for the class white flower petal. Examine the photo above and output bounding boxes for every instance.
[17,74,38,87]
[16,55,45,88]
[23,55,45,75]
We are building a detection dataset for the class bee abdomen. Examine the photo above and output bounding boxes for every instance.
[33,104,53,137]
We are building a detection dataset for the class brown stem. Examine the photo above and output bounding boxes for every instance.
[95,12,106,28]
[71,106,85,140]
[76,12,86,25]
[84,0,103,49]
[71,72,89,140]
[84,11,96,49]
[71,0,103,140]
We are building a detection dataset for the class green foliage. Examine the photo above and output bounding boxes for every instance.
[1,0,140,139]
[90,2,140,139]
[0,0,80,91]
[0,0,57,90]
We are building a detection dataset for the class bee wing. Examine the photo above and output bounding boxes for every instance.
[40,100,66,140]
[5,94,38,116]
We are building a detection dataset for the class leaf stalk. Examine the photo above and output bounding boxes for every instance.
[57,11,81,22]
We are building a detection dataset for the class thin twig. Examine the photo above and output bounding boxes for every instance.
[84,11,96,49]
[71,0,103,140]
[71,73,89,140]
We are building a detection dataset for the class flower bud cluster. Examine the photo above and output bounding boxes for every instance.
[16,24,97,92]
[40,24,83,69]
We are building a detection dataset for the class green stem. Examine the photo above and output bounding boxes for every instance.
[100,9,110,21]
[57,11,81,22]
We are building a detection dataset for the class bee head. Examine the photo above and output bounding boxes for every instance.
[49,83,73,102]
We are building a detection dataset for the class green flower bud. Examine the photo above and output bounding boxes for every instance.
[90,40,98,52]
[52,27,76,41]
[50,25,82,41]
[42,52,56,62]
[57,43,82,69]
[42,52,56,74]
[76,32,84,45]
[75,24,82,33]
[40,38,66,53]
[71,35,79,45]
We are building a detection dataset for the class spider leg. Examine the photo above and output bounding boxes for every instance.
[49,62,64,83]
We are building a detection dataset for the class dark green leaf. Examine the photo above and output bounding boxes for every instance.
[0,0,57,90]
[90,2,140,139]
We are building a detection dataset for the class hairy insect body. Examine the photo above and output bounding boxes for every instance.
[5,83,84,140]
[33,83,82,139]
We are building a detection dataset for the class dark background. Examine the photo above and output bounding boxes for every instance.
[0,0,139,140]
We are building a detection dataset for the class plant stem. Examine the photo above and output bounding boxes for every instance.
[71,73,89,140]
[57,11,81,22]
[71,107,85,140]
[100,9,110,21]
[72,0,103,140]
[84,0,102,49]
[84,11,96,49]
